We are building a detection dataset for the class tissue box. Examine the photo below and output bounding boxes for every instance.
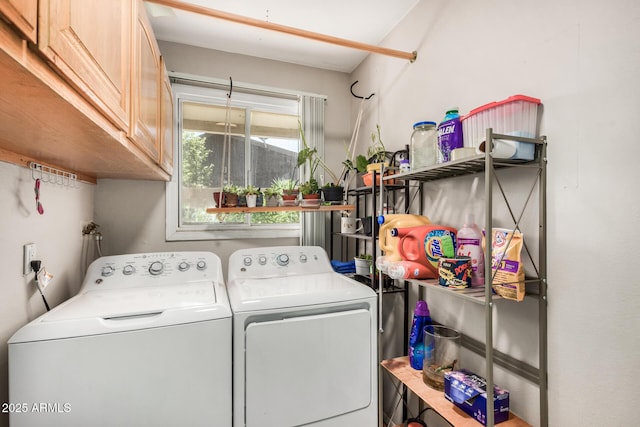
[444,369,510,425]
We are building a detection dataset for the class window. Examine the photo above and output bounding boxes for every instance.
[166,77,325,241]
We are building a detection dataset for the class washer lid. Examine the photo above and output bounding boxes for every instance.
[48,282,219,321]
[226,272,376,312]
[9,281,232,343]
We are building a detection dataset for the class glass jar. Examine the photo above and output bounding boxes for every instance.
[422,325,461,391]
[410,121,437,170]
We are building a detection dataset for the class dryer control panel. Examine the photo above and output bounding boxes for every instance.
[82,251,224,291]
[228,246,332,280]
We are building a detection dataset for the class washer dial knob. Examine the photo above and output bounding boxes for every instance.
[299,254,308,263]
[178,261,190,272]
[101,265,115,277]
[243,257,253,266]
[276,254,290,266]
[196,260,207,271]
[258,256,267,265]
[149,261,164,276]
[122,265,135,275]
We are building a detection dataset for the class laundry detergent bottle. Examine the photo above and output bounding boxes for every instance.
[408,300,433,370]
[456,214,485,286]
[391,224,458,276]
[377,214,432,262]
[437,107,464,163]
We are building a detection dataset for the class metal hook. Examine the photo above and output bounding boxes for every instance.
[350,81,374,100]
[227,76,233,98]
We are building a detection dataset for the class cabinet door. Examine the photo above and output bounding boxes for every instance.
[0,0,37,43]
[130,0,160,162]
[38,0,131,132]
[159,58,174,175]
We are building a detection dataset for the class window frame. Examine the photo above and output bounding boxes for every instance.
[166,76,317,241]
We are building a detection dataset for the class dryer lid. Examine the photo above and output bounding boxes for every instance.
[226,272,376,312]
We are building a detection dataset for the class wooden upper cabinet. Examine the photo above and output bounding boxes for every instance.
[0,0,38,43]
[130,0,160,162]
[38,0,131,132]
[160,57,174,175]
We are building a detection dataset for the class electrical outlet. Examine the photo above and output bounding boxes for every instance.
[23,243,37,275]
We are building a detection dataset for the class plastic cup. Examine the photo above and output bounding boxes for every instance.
[422,325,461,391]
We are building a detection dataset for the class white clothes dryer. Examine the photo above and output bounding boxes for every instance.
[8,252,232,427]
[227,246,378,427]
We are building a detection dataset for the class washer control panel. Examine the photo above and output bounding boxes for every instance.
[83,252,223,291]
[228,246,332,280]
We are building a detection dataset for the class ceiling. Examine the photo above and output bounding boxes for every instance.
[145,0,419,73]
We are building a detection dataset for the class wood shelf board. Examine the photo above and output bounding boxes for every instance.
[381,357,531,427]
[205,204,355,214]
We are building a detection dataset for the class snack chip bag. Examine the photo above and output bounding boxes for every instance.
[490,228,525,301]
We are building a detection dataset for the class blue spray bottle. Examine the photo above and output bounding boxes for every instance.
[408,300,433,370]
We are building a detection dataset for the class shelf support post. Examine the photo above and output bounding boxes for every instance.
[484,128,495,427]
[539,136,549,427]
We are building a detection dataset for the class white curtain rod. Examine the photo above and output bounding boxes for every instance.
[145,0,417,62]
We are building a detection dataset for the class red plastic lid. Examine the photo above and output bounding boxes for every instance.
[463,94,541,119]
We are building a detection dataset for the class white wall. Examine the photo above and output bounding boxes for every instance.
[0,161,95,427]
[350,0,640,426]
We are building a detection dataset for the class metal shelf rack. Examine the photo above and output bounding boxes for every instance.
[379,129,548,427]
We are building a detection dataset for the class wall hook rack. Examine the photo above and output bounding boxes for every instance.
[29,162,78,188]
[350,81,374,100]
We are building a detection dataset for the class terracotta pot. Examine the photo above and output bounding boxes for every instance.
[225,192,238,207]
[362,171,396,186]
[281,194,298,206]
[212,191,225,207]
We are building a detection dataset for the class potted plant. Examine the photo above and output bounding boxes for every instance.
[212,189,225,208]
[354,254,373,276]
[263,182,282,207]
[346,124,391,187]
[278,178,299,206]
[223,183,239,207]
[296,120,344,203]
[321,182,344,204]
[243,185,261,208]
[299,178,320,199]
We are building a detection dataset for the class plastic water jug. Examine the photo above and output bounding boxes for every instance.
[392,225,458,274]
[377,214,432,262]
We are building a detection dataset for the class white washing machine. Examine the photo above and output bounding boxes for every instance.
[227,246,378,427]
[8,251,232,427]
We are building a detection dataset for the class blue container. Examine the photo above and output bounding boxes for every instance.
[408,300,433,370]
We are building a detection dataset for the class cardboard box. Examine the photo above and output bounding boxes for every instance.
[444,369,510,425]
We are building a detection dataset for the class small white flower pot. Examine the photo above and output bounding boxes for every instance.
[245,194,257,208]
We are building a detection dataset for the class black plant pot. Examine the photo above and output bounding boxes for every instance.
[321,186,344,203]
